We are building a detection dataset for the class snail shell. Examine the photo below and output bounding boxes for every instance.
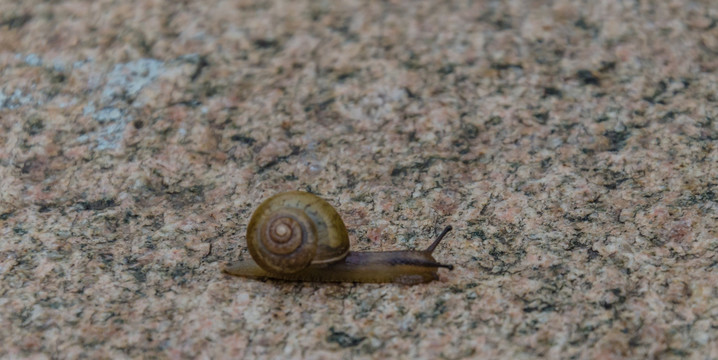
[224,191,454,284]
[246,191,350,274]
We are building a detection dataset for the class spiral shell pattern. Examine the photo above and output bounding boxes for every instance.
[250,208,317,274]
[245,191,350,275]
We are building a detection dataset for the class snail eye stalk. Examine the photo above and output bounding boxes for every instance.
[425,225,452,254]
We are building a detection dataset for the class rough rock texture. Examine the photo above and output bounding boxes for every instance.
[1,0,717,358]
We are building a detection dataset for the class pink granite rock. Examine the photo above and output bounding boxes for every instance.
[1,0,717,358]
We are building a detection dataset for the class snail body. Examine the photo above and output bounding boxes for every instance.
[223,191,453,285]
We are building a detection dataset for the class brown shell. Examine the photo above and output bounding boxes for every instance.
[246,191,350,274]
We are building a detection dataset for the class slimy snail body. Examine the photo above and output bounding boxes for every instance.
[222,191,453,285]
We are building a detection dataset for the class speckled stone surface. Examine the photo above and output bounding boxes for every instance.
[1,0,717,358]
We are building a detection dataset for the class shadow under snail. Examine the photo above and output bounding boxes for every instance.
[222,191,454,285]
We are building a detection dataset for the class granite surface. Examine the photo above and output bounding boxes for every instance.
[1,0,717,358]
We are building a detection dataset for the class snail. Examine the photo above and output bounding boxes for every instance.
[222,191,453,285]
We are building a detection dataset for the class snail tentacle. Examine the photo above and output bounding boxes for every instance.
[225,191,454,284]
